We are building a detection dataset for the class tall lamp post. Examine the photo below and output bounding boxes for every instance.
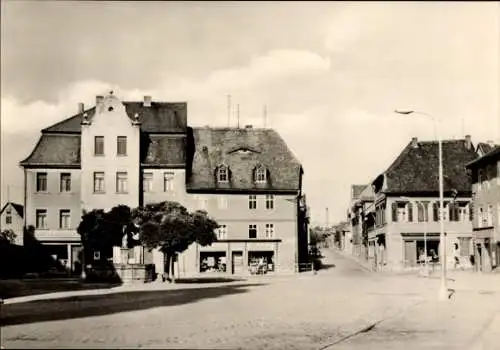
[395,109,448,300]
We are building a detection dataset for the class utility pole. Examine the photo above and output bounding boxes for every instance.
[237,104,240,128]
[227,95,231,127]
[325,207,329,228]
[263,105,268,128]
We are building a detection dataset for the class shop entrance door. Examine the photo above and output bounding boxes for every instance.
[232,251,243,274]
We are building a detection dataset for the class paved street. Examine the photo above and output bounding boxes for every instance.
[1,249,499,349]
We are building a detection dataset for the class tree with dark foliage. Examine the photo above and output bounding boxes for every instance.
[132,201,219,282]
[77,205,134,265]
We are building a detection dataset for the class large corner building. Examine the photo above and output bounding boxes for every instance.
[20,93,309,276]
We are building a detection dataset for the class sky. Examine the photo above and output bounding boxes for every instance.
[1,1,499,226]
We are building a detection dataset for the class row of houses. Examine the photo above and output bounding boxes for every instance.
[344,136,500,273]
[0,92,310,277]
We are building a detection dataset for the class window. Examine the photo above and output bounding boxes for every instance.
[266,195,274,210]
[249,224,257,239]
[60,173,71,192]
[117,136,127,156]
[249,195,257,209]
[59,209,71,229]
[397,203,407,222]
[478,207,484,228]
[255,166,267,183]
[487,205,493,227]
[36,172,47,192]
[217,165,229,183]
[93,172,105,193]
[265,224,274,238]
[5,209,12,224]
[216,225,227,240]
[458,204,468,222]
[94,136,104,156]
[441,204,449,221]
[36,209,47,229]
[218,196,228,210]
[116,172,128,193]
[163,172,174,192]
[417,202,429,222]
[143,172,153,192]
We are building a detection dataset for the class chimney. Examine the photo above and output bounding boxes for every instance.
[143,96,152,107]
[96,95,104,106]
[78,102,85,114]
[411,137,418,148]
[465,135,471,150]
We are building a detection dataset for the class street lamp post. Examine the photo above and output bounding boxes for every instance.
[395,109,448,300]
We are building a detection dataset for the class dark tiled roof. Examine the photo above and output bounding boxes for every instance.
[0,202,24,218]
[467,145,500,169]
[21,133,186,168]
[20,134,80,167]
[186,127,302,193]
[141,135,186,167]
[379,139,478,195]
[42,102,187,134]
[476,142,499,156]
[351,185,367,200]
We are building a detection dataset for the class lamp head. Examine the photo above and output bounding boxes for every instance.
[394,109,414,115]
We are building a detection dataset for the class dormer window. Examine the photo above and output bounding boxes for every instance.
[254,165,267,184]
[217,165,229,183]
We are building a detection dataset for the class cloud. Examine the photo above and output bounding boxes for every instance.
[0,49,329,135]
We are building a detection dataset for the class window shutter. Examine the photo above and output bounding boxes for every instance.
[448,202,454,221]
[392,202,397,222]
[433,202,439,221]
[454,203,460,222]
[407,203,413,222]
[469,202,474,221]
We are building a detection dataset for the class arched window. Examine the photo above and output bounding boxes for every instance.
[255,165,267,183]
[217,165,229,183]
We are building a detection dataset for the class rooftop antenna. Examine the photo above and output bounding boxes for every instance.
[263,104,268,128]
[325,207,329,228]
[227,95,231,127]
[461,116,465,139]
[237,104,240,129]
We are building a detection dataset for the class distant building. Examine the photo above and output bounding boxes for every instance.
[20,92,309,276]
[0,202,24,245]
[348,184,375,260]
[466,145,500,272]
[365,136,478,271]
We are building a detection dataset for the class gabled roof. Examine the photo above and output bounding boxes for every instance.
[466,145,500,169]
[42,102,187,134]
[476,142,498,156]
[377,138,478,195]
[20,134,80,168]
[0,202,24,218]
[186,127,302,193]
[21,133,186,168]
[351,185,367,200]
